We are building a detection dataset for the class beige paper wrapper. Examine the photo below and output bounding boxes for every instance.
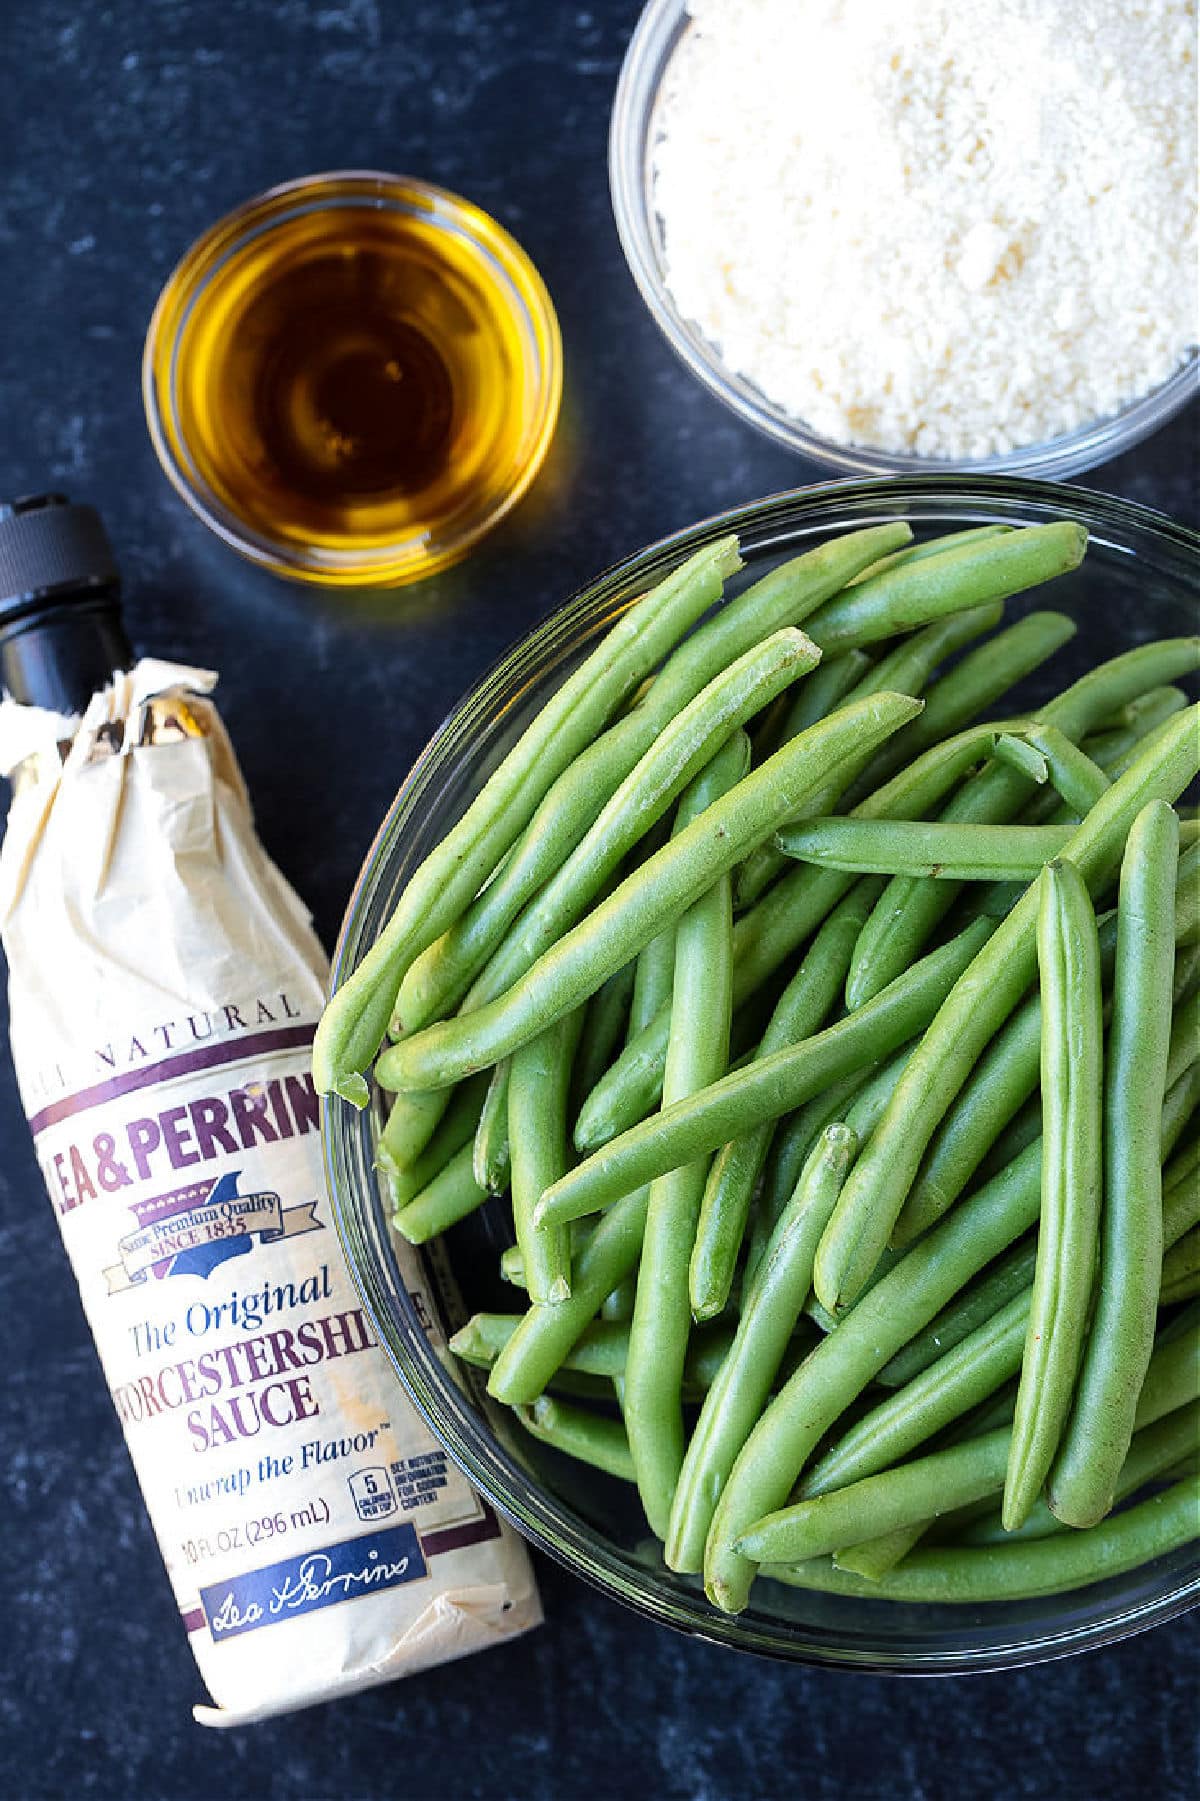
[0,660,540,1728]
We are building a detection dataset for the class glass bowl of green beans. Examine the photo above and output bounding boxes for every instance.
[324,475,1199,1671]
[608,0,1200,479]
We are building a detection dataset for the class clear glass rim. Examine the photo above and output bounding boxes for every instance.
[324,474,1200,1674]
[142,170,563,588]
[608,0,1200,480]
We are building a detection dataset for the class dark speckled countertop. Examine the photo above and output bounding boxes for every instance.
[0,3,1196,1796]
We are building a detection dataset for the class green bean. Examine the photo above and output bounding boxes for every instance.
[893,997,1043,1248]
[1011,723,1110,815]
[574,717,1040,1149]
[459,632,816,1015]
[690,879,884,1322]
[570,962,637,1118]
[749,649,868,768]
[488,1188,651,1404]
[378,1072,488,1211]
[666,1124,858,1573]
[316,536,745,1104]
[895,912,1124,1249]
[844,525,1013,586]
[509,1008,585,1304]
[763,1477,1199,1603]
[736,1427,1013,1565]
[454,1312,631,1376]
[1167,979,1196,1051]
[626,739,741,1537]
[473,1058,512,1194]
[855,611,1078,797]
[627,925,675,1044]
[452,1312,735,1386]
[889,1084,1200,1413]
[396,528,911,1033]
[798,1066,922,1327]
[800,522,1086,655]
[730,744,899,919]
[746,692,791,769]
[1019,703,1173,828]
[1109,686,1194,734]
[1163,1142,1200,1248]
[832,1390,1017,1578]
[600,1274,637,1323]
[500,1231,601,1295]
[1160,1230,1200,1306]
[756,1070,877,1235]
[964,1401,1200,1546]
[964,816,1195,926]
[847,642,1200,1010]
[512,1366,613,1402]
[1000,860,1104,1530]
[392,1141,489,1244]
[994,734,1048,785]
[846,603,1005,681]
[875,1240,1038,1389]
[765,1053,911,1229]
[379,692,922,1093]
[1167,995,1200,1094]
[737,651,874,905]
[982,1070,1047,1165]
[703,1137,1044,1612]
[833,1525,926,1581]
[1134,1308,1200,1427]
[737,1198,773,1311]
[805,1294,1029,1496]
[764,648,874,749]
[740,601,1004,903]
[752,1058,914,1307]
[617,826,677,1045]
[1162,1063,1200,1161]
[806,1249,906,1333]
[814,706,1200,1315]
[895,905,1117,1248]
[574,1012,674,1151]
[1178,842,1200,946]
[515,1395,636,1482]
[1080,687,1189,771]
[824,593,1003,732]
[1109,712,1198,787]
[378,1084,458,1177]
[538,917,993,1230]
[778,818,1076,883]
[1049,804,1179,1526]
[847,1046,923,1142]
[499,1243,524,1288]
[817,1157,1200,1496]
[1149,1298,1197,1344]
[399,626,772,1039]
[501,1221,594,1292]
[1165,1129,1200,1189]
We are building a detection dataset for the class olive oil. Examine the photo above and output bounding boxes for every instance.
[145,176,561,586]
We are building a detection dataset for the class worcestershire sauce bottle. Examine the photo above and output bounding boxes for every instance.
[0,495,538,1726]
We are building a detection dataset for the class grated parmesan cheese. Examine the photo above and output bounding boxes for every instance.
[652,0,1199,460]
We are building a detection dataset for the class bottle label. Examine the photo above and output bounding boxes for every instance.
[25,994,537,1716]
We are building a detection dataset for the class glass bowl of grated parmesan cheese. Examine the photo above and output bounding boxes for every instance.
[609,0,1199,475]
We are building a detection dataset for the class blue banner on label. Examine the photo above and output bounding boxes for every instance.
[200,1524,426,1641]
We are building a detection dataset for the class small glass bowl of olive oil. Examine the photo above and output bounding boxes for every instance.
[144,172,562,588]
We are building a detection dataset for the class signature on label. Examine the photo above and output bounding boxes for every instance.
[200,1525,425,1640]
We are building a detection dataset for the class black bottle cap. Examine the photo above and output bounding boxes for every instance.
[0,493,132,714]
